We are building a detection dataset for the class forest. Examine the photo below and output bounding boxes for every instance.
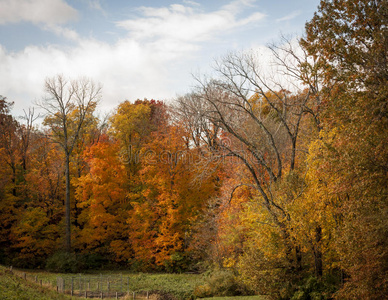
[0,1,387,299]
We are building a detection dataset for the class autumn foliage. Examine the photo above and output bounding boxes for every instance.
[0,1,387,299]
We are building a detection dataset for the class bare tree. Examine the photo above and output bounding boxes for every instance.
[19,108,39,171]
[38,75,101,252]
[174,41,322,271]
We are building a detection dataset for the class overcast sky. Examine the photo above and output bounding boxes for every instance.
[0,0,320,116]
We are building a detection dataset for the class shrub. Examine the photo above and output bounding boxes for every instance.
[45,251,80,273]
[290,276,337,300]
[164,252,190,273]
[77,253,107,270]
[11,255,46,269]
[194,269,253,298]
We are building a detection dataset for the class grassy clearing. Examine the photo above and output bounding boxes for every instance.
[0,266,72,300]
[123,272,204,299]
[5,266,205,299]
[2,266,267,300]
[11,268,204,291]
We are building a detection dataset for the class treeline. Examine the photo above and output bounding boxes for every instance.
[0,0,387,299]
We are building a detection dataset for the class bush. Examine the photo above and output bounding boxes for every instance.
[290,276,337,300]
[45,251,80,273]
[194,269,253,298]
[129,258,162,272]
[11,255,46,269]
[164,252,191,273]
[77,253,108,270]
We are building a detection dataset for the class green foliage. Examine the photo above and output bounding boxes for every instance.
[11,255,46,270]
[77,253,108,270]
[164,252,191,273]
[290,276,338,300]
[194,269,253,298]
[45,251,79,273]
[45,252,111,273]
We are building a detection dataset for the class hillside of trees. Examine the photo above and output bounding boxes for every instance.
[0,1,387,299]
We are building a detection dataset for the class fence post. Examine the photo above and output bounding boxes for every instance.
[71,277,74,296]
[56,278,59,293]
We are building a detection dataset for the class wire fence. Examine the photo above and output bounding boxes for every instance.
[57,274,152,298]
[10,266,154,299]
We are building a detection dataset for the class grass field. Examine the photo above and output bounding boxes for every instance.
[1,265,205,299]
[0,265,72,300]
[0,265,267,300]
[6,268,205,299]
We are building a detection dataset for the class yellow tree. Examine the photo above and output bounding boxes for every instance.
[12,134,65,265]
[301,0,388,298]
[175,40,326,296]
[39,75,101,252]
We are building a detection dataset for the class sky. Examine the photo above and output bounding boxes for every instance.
[0,0,320,117]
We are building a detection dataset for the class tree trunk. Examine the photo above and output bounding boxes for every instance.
[11,163,16,197]
[314,225,323,277]
[290,137,296,171]
[65,153,71,252]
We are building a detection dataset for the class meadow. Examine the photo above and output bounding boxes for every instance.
[0,265,267,300]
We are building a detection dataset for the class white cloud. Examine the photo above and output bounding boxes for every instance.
[87,0,103,11]
[117,0,265,43]
[0,35,193,116]
[84,0,107,16]
[0,0,267,117]
[43,24,80,41]
[276,11,301,22]
[0,0,78,25]
[182,0,200,6]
